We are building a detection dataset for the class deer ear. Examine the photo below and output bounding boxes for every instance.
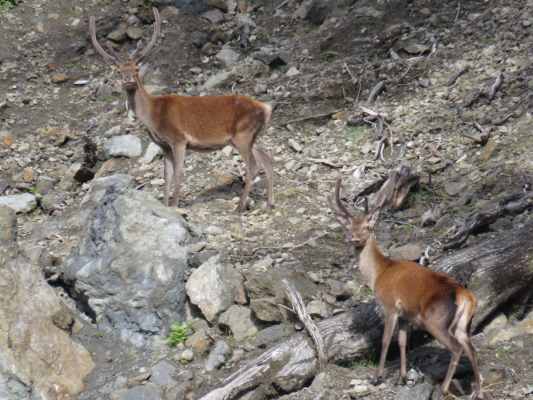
[368,206,381,228]
[334,213,350,227]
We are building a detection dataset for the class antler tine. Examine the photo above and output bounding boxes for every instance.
[134,8,161,63]
[106,42,122,62]
[333,178,353,218]
[130,40,143,61]
[89,16,121,65]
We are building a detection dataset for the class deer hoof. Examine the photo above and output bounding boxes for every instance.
[395,376,407,386]
[370,375,381,386]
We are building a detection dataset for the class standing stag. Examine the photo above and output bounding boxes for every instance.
[89,8,275,213]
[330,178,483,400]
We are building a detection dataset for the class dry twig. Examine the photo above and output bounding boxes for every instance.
[446,64,470,86]
[283,279,327,370]
[366,80,389,105]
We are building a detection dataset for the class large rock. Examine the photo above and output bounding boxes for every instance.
[203,70,237,90]
[0,193,36,213]
[244,266,318,322]
[218,305,260,342]
[0,206,95,398]
[103,134,142,158]
[186,255,243,322]
[60,188,194,347]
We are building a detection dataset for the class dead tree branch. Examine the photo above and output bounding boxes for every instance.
[283,279,326,370]
[446,65,470,86]
[279,110,342,126]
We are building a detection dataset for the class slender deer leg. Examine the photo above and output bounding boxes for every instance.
[170,143,187,207]
[372,309,398,385]
[396,318,409,385]
[252,145,275,211]
[454,329,483,399]
[428,327,463,400]
[232,135,260,213]
[162,148,174,206]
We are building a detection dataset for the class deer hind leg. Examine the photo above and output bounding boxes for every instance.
[170,143,187,207]
[427,326,463,400]
[372,308,398,385]
[232,134,260,214]
[162,148,174,207]
[452,306,483,400]
[396,318,409,385]
[252,145,275,211]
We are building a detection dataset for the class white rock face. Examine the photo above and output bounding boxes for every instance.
[103,134,142,158]
[0,193,36,213]
[185,255,243,322]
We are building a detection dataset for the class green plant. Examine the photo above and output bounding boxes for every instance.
[321,54,333,62]
[67,63,78,69]
[99,94,116,102]
[408,122,419,130]
[29,188,39,194]
[103,0,113,5]
[140,0,153,9]
[0,0,23,9]
[344,348,378,368]
[166,323,189,347]
[94,332,103,338]
[19,134,28,138]
[180,359,188,364]
[362,285,372,295]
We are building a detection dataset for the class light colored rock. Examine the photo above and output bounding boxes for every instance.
[286,67,301,77]
[142,142,163,164]
[203,70,237,89]
[204,340,231,372]
[394,383,434,400]
[59,162,83,191]
[216,49,240,68]
[389,244,423,261]
[149,361,177,387]
[483,312,508,332]
[0,193,36,213]
[186,255,243,322]
[103,134,142,158]
[306,300,331,318]
[0,206,95,398]
[115,383,163,400]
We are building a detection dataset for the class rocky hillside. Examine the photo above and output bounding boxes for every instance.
[1,0,533,399]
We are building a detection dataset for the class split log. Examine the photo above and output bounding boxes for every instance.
[444,191,533,249]
[200,219,533,400]
[370,163,420,213]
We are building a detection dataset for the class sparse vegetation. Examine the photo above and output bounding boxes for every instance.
[0,0,23,9]
[166,323,190,347]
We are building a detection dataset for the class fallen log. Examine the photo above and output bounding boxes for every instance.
[200,219,533,400]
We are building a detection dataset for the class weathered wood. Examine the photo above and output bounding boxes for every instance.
[200,219,533,400]
[444,191,533,249]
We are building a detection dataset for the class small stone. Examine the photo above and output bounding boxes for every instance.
[286,67,300,77]
[23,167,38,183]
[107,29,127,42]
[126,27,143,40]
[181,349,194,361]
[51,73,69,83]
[103,135,142,158]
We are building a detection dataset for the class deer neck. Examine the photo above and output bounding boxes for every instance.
[354,234,387,288]
[125,77,154,130]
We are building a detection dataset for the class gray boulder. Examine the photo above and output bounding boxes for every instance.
[204,340,231,372]
[186,254,243,322]
[60,187,194,347]
[103,134,142,159]
[394,383,435,400]
[116,383,163,400]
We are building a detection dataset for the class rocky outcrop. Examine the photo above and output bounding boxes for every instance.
[0,206,95,399]
[60,187,195,348]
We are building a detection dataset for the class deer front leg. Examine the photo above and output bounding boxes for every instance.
[232,135,260,213]
[170,143,186,207]
[372,308,398,385]
[162,148,173,207]
[396,318,409,385]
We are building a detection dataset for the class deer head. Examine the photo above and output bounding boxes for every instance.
[89,8,161,90]
[329,178,381,248]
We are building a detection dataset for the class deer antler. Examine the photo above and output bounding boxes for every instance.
[329,178,354,218]
[89,16,121,65]
[132,8,161,63]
